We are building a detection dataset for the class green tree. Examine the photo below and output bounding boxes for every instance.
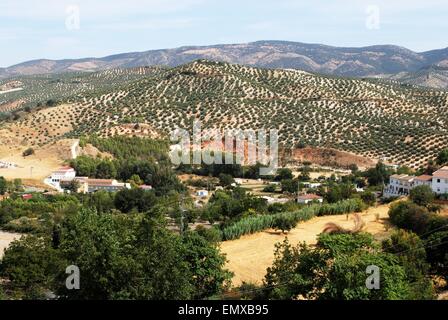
[382,230,435,299]
[0,177,7,195]
[0,235,62,299]
[219,173,235,188]
[263,184,277,193]
[275,168,293,181]
[437,149,448,165]
[410,185,435,207]
[263,234,413,300]
[360,191,376,206]
[272,215,297,234]
[114,188,157,213]
[182,232,232,299]
[365,162,389,186]
[22,148,35,157]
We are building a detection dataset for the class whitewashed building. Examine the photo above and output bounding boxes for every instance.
[432,167,448,195]
[45,167,77,191]
[413,175,433,188]
[297,194,323,204]
[384,174,415,197]
[384,168,448,197]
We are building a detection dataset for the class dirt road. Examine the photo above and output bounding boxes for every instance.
[220,204,392,287]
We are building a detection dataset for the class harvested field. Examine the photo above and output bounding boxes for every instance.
[220,203,393,287]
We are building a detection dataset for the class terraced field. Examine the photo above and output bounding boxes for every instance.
[1,60,448,168]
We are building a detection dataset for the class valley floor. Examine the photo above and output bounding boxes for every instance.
[220,203,393,287]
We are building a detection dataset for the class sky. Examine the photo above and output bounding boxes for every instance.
[1,0,447,67]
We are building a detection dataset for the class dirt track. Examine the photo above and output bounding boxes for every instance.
[220,204,392,287]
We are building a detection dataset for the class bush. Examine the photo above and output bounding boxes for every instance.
[389,201,432,235]
[410,185,435,207]
[263,184,277,193]
[273,215,297,234]
[22,148,35,157]
[360,191,376,206]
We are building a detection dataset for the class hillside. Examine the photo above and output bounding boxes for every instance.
[1,41,448,88]
[381,65,448,90]
[1,60,448,169]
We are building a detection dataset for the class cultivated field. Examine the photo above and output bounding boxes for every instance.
[220,203,393,286]
[1,61,447,168]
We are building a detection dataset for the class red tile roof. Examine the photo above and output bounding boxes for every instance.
[415,175,433,182]
[433,169,448,179]
[298,194,323,200]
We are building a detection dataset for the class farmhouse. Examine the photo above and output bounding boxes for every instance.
[432,166,448,194]
[49,167,76,184]
[84,179,131,193]
[46,166,77,190]
[261,196,289,205]
[385,174,415,196]
[297,194,323,204]
[54,172,131,194]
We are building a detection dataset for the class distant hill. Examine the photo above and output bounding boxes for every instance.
[380,65,448,90]
[1,41,448,88]
[2,60,447,169]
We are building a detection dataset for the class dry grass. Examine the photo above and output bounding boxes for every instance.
[0,139,75,183]
[220,203,393,287]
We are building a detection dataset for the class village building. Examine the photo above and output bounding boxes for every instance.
[84,179,131,193]
[432,166,448,195]
[384,174,414,197]
[413,175,433,188]
[297,194,324,204]
[261,196,290,205]
[384,167,448,197]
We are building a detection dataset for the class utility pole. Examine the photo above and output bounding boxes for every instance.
[179,194,187,237]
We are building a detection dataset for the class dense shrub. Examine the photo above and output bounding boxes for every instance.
[410,185,435,207]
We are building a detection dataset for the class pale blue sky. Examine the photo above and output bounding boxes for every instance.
[1,0,447,67]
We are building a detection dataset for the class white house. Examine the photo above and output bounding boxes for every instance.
[432,167,448,195]
[297,194,323,204]
[261,196,289,205]
[302,182,322,189]
[413,175,433,188]
[49,167,76,183]
[384,174,414,197]
[46,167,76,191]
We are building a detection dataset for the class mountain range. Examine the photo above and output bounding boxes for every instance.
[1,40,448,88]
